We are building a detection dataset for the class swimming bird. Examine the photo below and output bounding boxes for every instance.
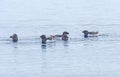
[55,31,69,41]
[10,34,18,42]
[82,30,99,38]
[40,35,56,44]
[40,35,47,44]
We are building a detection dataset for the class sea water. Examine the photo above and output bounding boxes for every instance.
[0,0,120,77]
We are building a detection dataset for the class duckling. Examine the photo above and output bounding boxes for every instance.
[82,30,99,38]
[40,35,47,44]
[55,31,69,41]
[10,34,18,42]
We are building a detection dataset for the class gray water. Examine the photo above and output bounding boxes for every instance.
[0,0,120,77]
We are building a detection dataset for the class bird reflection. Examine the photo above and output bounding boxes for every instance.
[41,44,47,50]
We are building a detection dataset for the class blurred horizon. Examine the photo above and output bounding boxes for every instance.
[1,0,120,24]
